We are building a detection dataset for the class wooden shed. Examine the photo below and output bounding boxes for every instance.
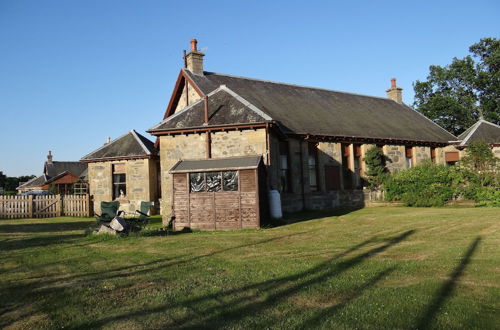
[169,156,266,230]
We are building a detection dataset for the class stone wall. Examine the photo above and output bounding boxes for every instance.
[384,145,406,172]
[413,146,431,165]
[173,83,202,114]
[493,146,500,159]
[88,158,159,214]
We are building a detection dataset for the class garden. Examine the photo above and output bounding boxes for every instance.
[1,206,499,329]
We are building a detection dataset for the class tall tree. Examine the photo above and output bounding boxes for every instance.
[413,38,499,136]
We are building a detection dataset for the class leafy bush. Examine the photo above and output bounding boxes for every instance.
[384,162,464,206]
[362,146,388,189]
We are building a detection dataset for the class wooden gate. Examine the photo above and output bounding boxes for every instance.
[0,195,91,219]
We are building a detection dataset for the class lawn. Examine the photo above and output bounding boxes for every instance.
[0,207,499,329]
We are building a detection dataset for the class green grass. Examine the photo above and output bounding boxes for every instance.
[0,207,499,329]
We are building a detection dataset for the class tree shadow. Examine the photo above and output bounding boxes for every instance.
[0,231,312,299]
[0,234,85,252]
[77,229,415,328]
[0,221,94,233]
[416,236,482,329]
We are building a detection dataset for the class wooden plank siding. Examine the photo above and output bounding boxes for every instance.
[0,195,91,219]
[172,168,262,230]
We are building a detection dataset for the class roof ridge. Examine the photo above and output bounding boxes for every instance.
[459,120,483,146]
[203,71,395,102]
[219,85,273,121]
[479,119,500,129]
[17,175,43,188]
[130,130,154,155]
[80,131,132,160]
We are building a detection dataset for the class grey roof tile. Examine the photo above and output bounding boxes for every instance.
[152,70,457,143]
[81,130,157,161]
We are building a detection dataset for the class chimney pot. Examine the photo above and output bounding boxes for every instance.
[391,78,396,88]
[47,150,53,164]
[190,39,198,52]
[106,136,111,144]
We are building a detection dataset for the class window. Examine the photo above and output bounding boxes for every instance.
[112,163,126,199]
[190,171,238,192]
[405,147,413,168]
[308,143,319,191]
[279,141,291,193]
[342,143,352,190]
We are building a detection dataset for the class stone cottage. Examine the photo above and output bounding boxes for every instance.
[147,39,459,228]
[81,130,160,213]
[17,151,87,194]
[436,119,500,165]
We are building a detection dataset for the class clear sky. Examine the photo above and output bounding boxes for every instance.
[1,0,499,176]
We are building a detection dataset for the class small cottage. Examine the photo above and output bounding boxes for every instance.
[81,130,160,213]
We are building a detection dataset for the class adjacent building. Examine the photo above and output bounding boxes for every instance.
[81,130,160,213]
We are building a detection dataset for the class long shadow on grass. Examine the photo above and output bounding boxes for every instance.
[415,236,481,330]
[0,234,85,252]
[0,221,93,233]
[77,230,415,329]
[0,231,311,310]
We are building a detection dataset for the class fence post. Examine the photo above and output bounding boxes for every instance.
[57,195,62,217]
[28,195,33,218]
[86,194,90,217]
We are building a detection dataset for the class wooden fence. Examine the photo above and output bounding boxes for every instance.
[0,195,91,219]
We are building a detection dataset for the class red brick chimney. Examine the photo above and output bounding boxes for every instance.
[186,38,204,75]
[386,78,403,104]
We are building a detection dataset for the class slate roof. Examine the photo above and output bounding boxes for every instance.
[170,156,262,173]
[149,69,456,143]
[81,130,157,161]
[44,162,87,178]
[17,175,48,189]
[457,119,500,146]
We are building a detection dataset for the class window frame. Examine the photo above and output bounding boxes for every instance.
[112,163,126,200]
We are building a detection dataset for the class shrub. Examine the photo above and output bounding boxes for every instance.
[384,162,463,206]
[362,146,388,190]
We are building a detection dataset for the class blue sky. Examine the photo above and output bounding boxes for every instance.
[1,0,499,176]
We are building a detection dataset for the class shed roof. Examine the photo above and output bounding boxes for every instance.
[457,119,500,146]
[150,69,457,144]
[170,156,262,173]
[81,130,157,161]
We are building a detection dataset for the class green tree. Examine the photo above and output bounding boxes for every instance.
[413,38,499,136]
[0,171,6,189]
[362,146,388,189]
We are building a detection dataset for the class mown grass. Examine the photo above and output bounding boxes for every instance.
[0,207,499,329]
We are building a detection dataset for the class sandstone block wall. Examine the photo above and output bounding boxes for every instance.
[384,145,406,172]
[414,146,431,165]
[174,83,202,114]
[88,158,158,215]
